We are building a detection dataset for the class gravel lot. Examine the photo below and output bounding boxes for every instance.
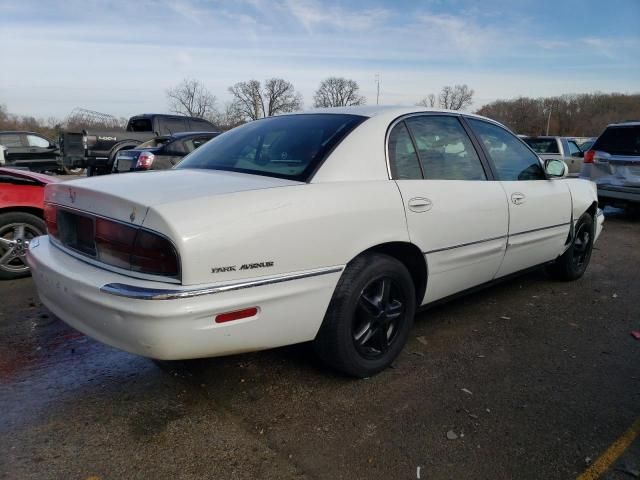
[0,208,638,480]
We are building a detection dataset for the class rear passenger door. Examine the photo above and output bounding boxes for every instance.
[466,118,572,278]
[389,114,509,304]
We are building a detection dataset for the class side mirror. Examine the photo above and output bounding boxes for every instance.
[545,159,568,178]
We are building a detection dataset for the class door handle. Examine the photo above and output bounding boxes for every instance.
[511,192,526,205]
[408,197,433,212]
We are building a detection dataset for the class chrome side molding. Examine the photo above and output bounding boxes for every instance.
[100,265,344,300]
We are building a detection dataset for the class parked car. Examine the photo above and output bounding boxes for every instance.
[580,121,640,209]
[0,131,61,172]
[28,106,603,377]
[0,145,6,166]
[113,131,220,173]
[59,114,218,176]
[0,167,59,279]
[573,137,596,152]
[522,136,584,175]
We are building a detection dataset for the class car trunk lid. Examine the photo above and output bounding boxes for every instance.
[45,169,302,226]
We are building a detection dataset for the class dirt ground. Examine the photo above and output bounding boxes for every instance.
[1,208,638,480]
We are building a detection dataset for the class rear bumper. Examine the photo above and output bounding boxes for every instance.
[597,185,640,204]
[27,236,341,360]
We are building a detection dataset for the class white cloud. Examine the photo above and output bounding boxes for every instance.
[284,0,389,32]
[0,0,638,118]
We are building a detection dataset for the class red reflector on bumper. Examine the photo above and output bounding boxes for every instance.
[215,307,259,323]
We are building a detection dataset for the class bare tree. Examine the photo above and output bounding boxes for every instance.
[416,93,437,108]
[264,78,303,116]
[417,84,475,110]
[440,84,474,110]
[166,78,217,118]
[229,78,303,121]
[228,80,264,121]
[313,77,366,107]
[212,102,246,131]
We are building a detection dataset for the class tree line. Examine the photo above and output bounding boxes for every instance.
[2,78,638,139]
[166,76,368,130]
[476,93,640,136]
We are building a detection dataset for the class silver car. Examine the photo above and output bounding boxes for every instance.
[580,122,640,208]
[523,136,584,175]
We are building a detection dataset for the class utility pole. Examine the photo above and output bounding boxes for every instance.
[546,107,552,135]
[375,74,380,105]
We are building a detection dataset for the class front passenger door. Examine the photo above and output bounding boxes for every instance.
[466,119,572,278]
[390,115,509,304]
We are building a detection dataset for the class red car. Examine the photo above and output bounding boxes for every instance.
[0,167,59,279]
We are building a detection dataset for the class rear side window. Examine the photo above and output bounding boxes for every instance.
[468,119,545,181]
[405,115,486,180]
[26,135,50,148]
[388,122,422,179]
[593,126,640,156]
[177,114,366,181]
[524,138,560,154]
[161,117,188,134]
[189,118,216,132]
[0,134,24,147]
[127,119,153,132]
[567,140,581,156]
[184,135,214,152]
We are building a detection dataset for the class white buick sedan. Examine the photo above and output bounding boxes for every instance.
[28,106,604,377]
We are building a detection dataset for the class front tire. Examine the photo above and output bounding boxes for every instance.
[0,212,46,280]
[314,253,416,378]
[547,213,594,281]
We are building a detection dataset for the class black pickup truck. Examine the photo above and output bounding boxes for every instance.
[59,114,217,176]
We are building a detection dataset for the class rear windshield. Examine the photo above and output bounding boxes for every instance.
[523,138,560,154]
[176,114,366,181]
[593,126,640,156]
[137,137,171,148]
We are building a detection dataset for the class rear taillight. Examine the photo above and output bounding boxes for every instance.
[44,203,58,237]
[131,230,179,276]
[45,203,179,278]
[95,218,138,269]
[94,218,178,276]
[583,150,595,164]
[136,152,155,169]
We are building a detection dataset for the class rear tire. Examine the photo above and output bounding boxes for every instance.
[547,213,594,281]
[314,253,416,378]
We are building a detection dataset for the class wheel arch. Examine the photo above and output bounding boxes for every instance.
[355,241,427,304]
[0,206,44,219]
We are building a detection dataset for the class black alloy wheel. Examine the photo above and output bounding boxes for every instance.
[353,276,406,360]
[571,221,592,270]
[314,253,416,378]
[547,212,594,281]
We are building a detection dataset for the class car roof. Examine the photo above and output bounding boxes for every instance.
[129,114,215,122]
[607,121,640,127]
[277,105,510,131]
[167,131,220,139]
[0,131,48,136]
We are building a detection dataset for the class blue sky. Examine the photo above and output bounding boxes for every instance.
[1,0,639,119]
